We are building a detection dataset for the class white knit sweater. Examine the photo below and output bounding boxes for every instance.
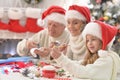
[66,35,86,60]
[55,50,120,80]
[17,29,70,57]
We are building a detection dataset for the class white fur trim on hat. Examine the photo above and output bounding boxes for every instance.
[0,8,4,18]
[65,10,86,21]
[82,22,102,40]
[46,13,66,26]
[25,7,41,18]
[8,8,23,19]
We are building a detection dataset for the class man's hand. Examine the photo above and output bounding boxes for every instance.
[34,47,51,57]
[26,40,38,50]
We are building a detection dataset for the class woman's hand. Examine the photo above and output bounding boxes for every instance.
[50,47,62,59]
[49,41,60,48]
[49,41,68,54]
[58,43,68,53]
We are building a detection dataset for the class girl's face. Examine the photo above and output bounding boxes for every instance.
[86,34,102,53]
[67,18,85,36]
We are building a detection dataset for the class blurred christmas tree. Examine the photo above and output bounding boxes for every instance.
[89,0,120,56]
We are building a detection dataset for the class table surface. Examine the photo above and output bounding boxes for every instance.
[0,73,92,80]
[0,57,120,80]
[0,72,120,80]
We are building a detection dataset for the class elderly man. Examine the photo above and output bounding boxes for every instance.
[17,5,70,60]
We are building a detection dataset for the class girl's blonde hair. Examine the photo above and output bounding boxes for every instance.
[81,49,99,66]
[81,34,103,66]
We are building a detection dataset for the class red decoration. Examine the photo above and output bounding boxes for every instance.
[0,21,10,30]
[42,70,56,78]
[52,78,71,80]
[8,19,27,33]
[4,69,9,74]
[25,17,44,33]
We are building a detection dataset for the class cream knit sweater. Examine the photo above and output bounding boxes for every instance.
[55,50,120,80]
[17,29,70,57]
[66,35,86,60]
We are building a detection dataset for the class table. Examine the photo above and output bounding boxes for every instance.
[0,57,120,80]
[0,59,91,80]
[0,73,92,80]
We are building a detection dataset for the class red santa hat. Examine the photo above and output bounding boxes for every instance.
[82,20,117,50]
[37,5,66,26]
[65,5,91,23]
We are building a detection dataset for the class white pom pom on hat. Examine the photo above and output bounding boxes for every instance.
[37,18,45,27]
[98,50,108,57]
[82,20,117,50]
[37,5,66,27]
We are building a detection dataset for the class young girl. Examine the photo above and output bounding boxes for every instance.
[50,20,120,80]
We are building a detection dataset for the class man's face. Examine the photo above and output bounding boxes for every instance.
[47,20,65,38]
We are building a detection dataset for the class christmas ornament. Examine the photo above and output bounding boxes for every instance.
[8,8,27,33]
[25,7,44,33]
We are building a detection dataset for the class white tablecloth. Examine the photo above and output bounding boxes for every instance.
[0,72,92,80]
[0,72,120,80]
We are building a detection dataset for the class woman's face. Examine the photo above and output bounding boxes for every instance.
[86,34,102,53]
[47,20,65,38]
[67,18,85,36]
